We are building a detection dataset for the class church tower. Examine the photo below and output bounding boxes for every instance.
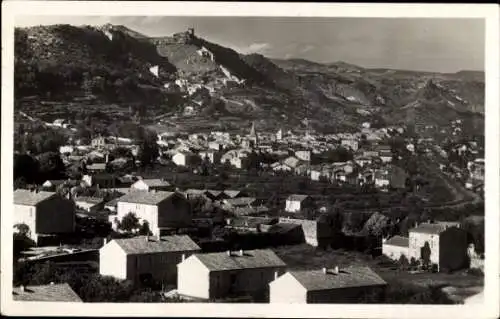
[249,121,259,148]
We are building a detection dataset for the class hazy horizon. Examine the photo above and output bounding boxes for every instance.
[14,16,485,73]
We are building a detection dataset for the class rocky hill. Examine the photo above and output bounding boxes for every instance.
[14,24,484,133]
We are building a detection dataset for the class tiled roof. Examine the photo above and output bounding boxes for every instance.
[185,189,207,195]
[12,283,82,302]
[137,179,171,187]
[410,222,456,234]
[193,249,286,271]
[206,190,223,197]
[223,197,256,207]
[223,190,241,198]
[75,196,105,204]
[289,266,387,291]
[111,235,200,255]
[86,163,107,170]
[286,194,310,202]
[117,191,175,205]
[14,189,56,206]
[384,235,409,247]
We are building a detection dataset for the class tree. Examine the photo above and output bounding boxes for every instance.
[138,221,152,236]
[117,212,140,233]
[14,153,39,184]
[37,152,66,182]
[138,129,159,167]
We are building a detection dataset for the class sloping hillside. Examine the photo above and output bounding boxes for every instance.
[14,24,484,133]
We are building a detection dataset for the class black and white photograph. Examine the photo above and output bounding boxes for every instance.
[1,2,499,318]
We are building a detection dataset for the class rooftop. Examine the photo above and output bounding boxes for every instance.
[111,235,200,255]
[12,283,82,302]
[384,235,409,247]
[135,178,171,188]
[14,189,56,206]
[74,196,105,204]
[410,222,459,235]
[117,191,176,205]
[192,249,286,271]
[287,194,310,202]
[288,266,387,291]
[223,197,256,207]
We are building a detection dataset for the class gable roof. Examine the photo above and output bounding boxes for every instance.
[223,190,241,198]
[14,189,57,206]
[12,283,82,302]
[117,191,176,205]
[288,266,387,291]
[191,249,286,272]
[409,222,457,235]
[384,235,409,247]
[111,235,200,255]
[286,194,310,202]
[135,179,171,188]
[223,197,256,207]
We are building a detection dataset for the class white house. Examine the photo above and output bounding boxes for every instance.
[269,266,387,303]
[285,195,314,213]
[131,179,171,192]
[14,189,75,243]
[172,151,198,167]
[341,139,359,151]
[114,191,192,237]
[99,235,200,285]
[295,150,311,162]
[408,222,469,271]
[177,249,287,300]
[382,235,410,261]
[74,196,105,213]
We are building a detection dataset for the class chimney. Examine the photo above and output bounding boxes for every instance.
[322,267,327,274]
[182,254,186,262]
[274,271,279,280]
[20,285,25,292]
[50,282,55,285]
[239,249,244,256]
[226,250,232,256]
[333,266,339,274]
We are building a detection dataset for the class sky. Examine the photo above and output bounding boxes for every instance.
[15,16,485,73]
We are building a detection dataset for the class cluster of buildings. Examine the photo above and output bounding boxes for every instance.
[99,234,387,303]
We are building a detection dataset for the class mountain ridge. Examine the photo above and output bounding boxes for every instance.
[14,23,485,133]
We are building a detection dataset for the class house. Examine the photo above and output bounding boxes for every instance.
[14,189,75,244]
[12,283,82,302]
[295,150,311,162]
[374,169,390,189]
[208,141,223,151]
[269,266,387,303]
[86,162,107,173]
[283,156,301,169]
[341,139,359,151]
[223,190,245,199]
[59,145,74,155]
[42,179,68,190]
[272,163,293,173]
[221,197,257,209]
[99,235,201,285]
[285,195,314,213]
[91,135,106,149]
[131,179,172,192]
[172,151,199,167]
[114,191,192,237]
[408,222,469,271]
[278,216,334,247]
[382,236,410,261]
[199,150,221,164]
[205,190,225,201]
[74,196,105,213]
[104,196,123,213]
[379,150,393,163]
[177,249,287,300]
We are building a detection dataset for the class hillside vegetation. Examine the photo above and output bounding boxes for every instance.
[14,24,484,134]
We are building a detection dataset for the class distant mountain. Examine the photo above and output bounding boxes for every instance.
[14,24,485,133]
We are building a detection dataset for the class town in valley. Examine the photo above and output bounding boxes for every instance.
[11,18,485,304]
